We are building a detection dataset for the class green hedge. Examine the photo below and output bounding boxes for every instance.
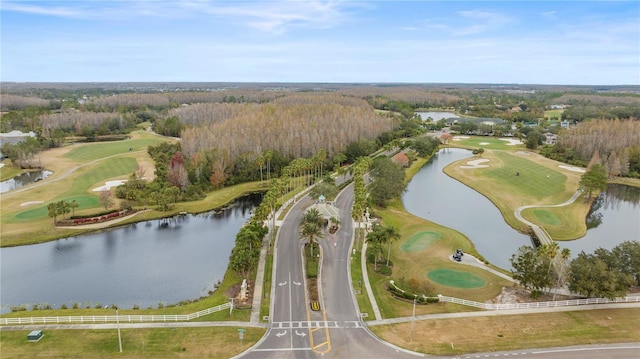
[306,257,318,278]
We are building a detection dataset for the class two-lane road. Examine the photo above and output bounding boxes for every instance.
[240,184,422,358]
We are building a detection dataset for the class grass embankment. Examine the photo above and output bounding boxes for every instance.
[1,326,266,359]
[0,163,22,181]
[371,308,640,356]
[443,147,590,240]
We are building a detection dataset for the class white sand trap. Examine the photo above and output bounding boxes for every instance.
[21,200,44,206]
[515,151,530,156]
[559,165,586,173]
[500,138,523,146]
[0,163,4,168]
[93,180,127,192]
[461,158,490,169]
[478,142,490,145]
[453,136,470,141]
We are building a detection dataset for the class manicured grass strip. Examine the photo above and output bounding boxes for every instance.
[443,149,590,240]
[260,251,273,322]
[530,209,562,226]
[452,136,524,151]
[400,231,441,253]
[0,326,266,359]
[483,151,567,200]
[64,137,166,162]
[370,308,640,356]
[351,249,375,320]
[427,269,487,289]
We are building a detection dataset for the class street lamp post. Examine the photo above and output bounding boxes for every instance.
[116,309,122,353]
[410,295,417,342]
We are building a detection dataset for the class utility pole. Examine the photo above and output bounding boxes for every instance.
[116,308,122,353]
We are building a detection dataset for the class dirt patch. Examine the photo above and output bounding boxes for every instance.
[225,280,254,309]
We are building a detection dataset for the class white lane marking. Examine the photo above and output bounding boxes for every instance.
[275,330,287,338]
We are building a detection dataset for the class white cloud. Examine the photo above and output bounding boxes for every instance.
[453,9,512,36]
[1,2,82,17]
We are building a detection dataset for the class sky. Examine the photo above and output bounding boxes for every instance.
[1,0,638,85]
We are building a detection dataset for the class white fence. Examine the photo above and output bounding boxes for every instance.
[437,294,640,310]
[1,302,230,325]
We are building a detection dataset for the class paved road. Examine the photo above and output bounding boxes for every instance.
[238,184,422,358]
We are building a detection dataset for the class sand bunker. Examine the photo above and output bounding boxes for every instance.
[478,142,490,145]
[21,200,44,206]
[452,136,470,141]
[93,180,127,192]
[500,138,523,145]
[461,158,490,169]
[558,165,586,173]
[515,151,530,156]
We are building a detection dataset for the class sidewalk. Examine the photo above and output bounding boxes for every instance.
[361,240,383,321]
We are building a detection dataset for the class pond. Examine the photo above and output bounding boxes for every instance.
[415,111,459,121]
[0,193,262,313]
[403,148,640,270]
[0,170,52,193]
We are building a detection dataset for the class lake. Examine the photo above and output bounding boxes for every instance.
[0,193,261,313]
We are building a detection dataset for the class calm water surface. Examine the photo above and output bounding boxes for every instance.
[0,194,261,312]
[0,170,52,193]
[403,148,640,270]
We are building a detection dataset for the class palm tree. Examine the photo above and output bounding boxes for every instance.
[539,242,559,294]
[383,225,401,267]
[300,221,323,257]
[369,241,385,271]
[70,199,79,217]
[301,208,324,257]
[302,208,323,227]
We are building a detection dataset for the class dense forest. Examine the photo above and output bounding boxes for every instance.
[2,83,640,186]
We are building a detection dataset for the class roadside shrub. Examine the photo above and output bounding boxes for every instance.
[306,257,318,278]
[378,266,392,276]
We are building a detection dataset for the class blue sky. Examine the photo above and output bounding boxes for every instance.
[1,1,638,84]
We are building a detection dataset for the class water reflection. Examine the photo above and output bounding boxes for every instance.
[0,170,52,193]
[0,193,262,313]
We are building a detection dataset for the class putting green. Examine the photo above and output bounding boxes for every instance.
[531,209,562,226]
[400,231,441,252]
[427,268,487,288]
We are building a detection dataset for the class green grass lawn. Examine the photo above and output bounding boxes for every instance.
[0,326,266,359]
[450,136,524,151]
[443,149,590,239]
[63,137,166,162]
[544,109,564,120]
[6,157,136,223]
[351,248,375,320]
[371,308,640,356]
[0,164,22,181]
[482,151,567,201]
